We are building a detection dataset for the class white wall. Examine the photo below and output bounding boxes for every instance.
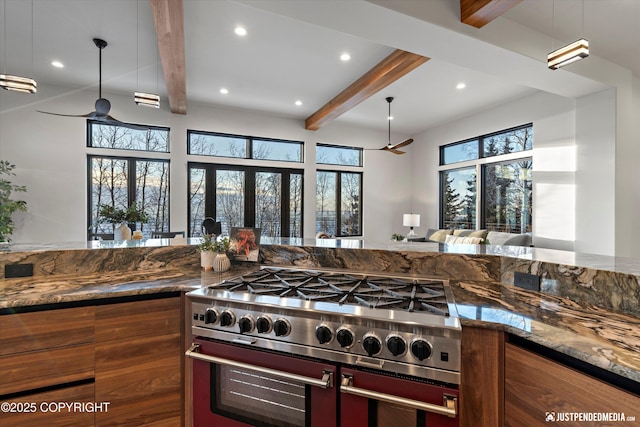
[0,84,412,243]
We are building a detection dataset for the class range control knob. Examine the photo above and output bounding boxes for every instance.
[273,318,291,337]
[336,328,354,348]
[219,310,236,327]
[204,308,219,325]
[256,315,273,334]
[315,325,333,344]
[386,335,406,356]
[362,334,382,356]
[411,339,432,361]
[238,315,255,333]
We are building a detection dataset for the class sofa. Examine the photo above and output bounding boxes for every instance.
[408,228,532,247]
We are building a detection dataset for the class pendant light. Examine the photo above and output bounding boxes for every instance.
[0,0,37,93]
[547,0,589,70]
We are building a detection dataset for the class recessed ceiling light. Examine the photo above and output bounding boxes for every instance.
[340,53,351,61]
[220,88,229,94]
[295,100,302,106]
[234,26,247,36]
[51,60,64,68]
[456,82,466,90]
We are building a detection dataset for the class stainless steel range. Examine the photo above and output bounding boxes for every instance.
[186,267,461,427]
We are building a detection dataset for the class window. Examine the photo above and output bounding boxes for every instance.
[188,131,303,163]
[316,171,362,237]
[87,122,171,239]
[316,143,362,166]
[439,124,532,233]
[88,121,169,152]
[188,163,303,238]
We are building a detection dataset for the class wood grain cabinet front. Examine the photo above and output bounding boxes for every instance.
[505,342,640,427]
[94,296,183,427]
[0,306,95,396]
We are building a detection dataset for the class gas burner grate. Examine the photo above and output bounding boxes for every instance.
[209,268,450,316]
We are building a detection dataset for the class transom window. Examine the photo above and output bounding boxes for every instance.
[188,131,303,163]
[316,143,362,166]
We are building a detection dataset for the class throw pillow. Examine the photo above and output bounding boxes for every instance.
[453,229,488,241]
[444,235,484,244]
[425,228,453,243]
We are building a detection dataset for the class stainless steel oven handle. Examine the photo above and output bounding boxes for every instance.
[340,374,457,418]
[186,343,334,389]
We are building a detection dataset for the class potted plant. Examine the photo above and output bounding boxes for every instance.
[198,234,231,272]
[0,161,27,246]
[97,203,149,240]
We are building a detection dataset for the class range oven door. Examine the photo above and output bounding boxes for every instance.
[187,338,337,427]
[339,367,459,427]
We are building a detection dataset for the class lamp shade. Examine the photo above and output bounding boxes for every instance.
[403,214,420,227]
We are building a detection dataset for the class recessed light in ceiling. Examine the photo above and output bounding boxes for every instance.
[234,26,247,36]
[340,53,351,61]
[51,61,64,68]
[220,88,229,94]
[456,82,466,90]
[295,100,302,106]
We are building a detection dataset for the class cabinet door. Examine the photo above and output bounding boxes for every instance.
[505,342,639,427]
[460,326,504,427]
[95,296,182,427]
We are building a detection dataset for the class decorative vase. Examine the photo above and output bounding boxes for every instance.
[201,251,216,271]
[213,252,231,272]
[114,223,132,240]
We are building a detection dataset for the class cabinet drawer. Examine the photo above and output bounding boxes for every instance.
[0,383,95,427]
[0,344,94,395]
[0,306,94,356]
[95,297,180,342]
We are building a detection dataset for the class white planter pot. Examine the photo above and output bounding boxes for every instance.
[213,252,231,272]
[201,251,216,271]
[114,223,132,240]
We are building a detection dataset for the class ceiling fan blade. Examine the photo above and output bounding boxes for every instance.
[390,138,413,150]
[102,115,150,131]
[381,146,406,155]
[37,110,94,118]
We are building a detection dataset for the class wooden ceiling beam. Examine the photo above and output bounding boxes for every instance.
[460,0,523,28]
[305,49,429,131]
[150,0,187,114]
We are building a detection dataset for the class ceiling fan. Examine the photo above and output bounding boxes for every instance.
[367,97,413,155]
[38,38,146,130]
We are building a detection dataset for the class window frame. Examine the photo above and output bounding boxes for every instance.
[316,169,363,237]
[187,162,304,238]
[438,123,533,233]
[187,130,304,163]
[86,119,170,153]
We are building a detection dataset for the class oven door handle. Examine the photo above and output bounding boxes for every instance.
[340,374,457,418]
[186,343,334,389]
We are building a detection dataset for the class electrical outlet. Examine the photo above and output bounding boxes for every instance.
[5,263,34,278]
[514,271,540,291]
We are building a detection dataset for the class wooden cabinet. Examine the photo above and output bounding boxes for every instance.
[95,296,183,427]
[0,306,95,426]
[505,342,640,427]
[460,326,504,427]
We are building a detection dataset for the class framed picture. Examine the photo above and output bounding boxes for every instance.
[229,227,261,262]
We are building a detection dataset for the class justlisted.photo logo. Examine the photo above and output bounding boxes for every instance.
[545,412,556,422]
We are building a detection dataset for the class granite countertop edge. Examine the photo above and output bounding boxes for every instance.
[1,268,639,387]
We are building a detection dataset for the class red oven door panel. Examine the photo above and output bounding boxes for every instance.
[340,368,459,427]
[192,338,338,427]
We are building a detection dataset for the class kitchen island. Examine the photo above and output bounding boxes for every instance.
[1,238,639,426]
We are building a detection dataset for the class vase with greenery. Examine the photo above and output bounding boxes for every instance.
[97,203,149,240]
[0,161,27,244]
[199,234,231,271]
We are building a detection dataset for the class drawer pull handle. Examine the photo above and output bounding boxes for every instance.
[340,374,457,418]
[185,343,334,389]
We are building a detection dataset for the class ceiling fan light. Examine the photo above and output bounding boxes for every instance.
[547,38,589,70]
[134,91,160,108]
[0,74,37,93]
